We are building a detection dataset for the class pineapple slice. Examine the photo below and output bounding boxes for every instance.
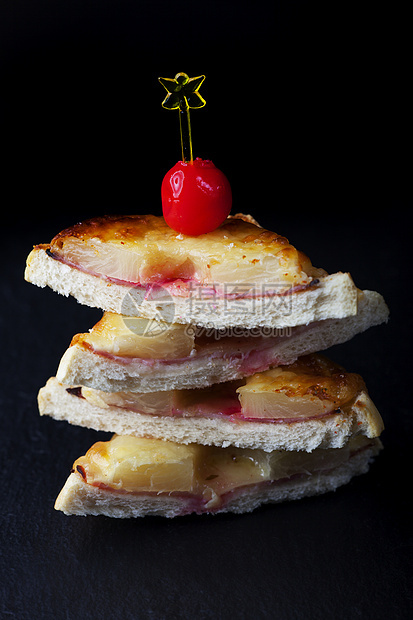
[73,436,273,505]
[80,386,175,415]
[237,355,364,419]
[47,214,323,289]
[80,381,241,417]
[71,309,278,362]
[74,436,198,493]
[74,311,195,359]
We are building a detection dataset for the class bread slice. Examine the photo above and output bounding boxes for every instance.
[39,378,383,453]
[54,435,383,518]
[54,289,389,393]
[25,214,359,329]
[39,353,384,453]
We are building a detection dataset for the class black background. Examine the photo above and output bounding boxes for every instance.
[1,2,412,619]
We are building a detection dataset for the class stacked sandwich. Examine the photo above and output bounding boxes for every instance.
[25,213,389,517]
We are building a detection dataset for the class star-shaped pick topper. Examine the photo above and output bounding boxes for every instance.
[159,72,206,111]
[158,72,206,162]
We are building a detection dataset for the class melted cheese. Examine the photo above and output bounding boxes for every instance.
[237,354,365,419]
[48,214,325,288]
[74,312,195,359]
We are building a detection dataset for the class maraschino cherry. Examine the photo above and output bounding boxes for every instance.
[161,158,232,236]
[159,73,232,236]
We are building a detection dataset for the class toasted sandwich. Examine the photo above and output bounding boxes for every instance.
[54,433,382,517]
[26,213,387,519]
[25,214,361,329]
[39,353,384,453]
[54,290,388,393]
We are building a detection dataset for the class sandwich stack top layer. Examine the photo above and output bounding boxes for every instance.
[25,214,361,329]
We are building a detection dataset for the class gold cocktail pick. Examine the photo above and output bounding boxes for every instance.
[159,72,206,163]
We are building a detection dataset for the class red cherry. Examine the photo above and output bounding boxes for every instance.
[161,158,232,236]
